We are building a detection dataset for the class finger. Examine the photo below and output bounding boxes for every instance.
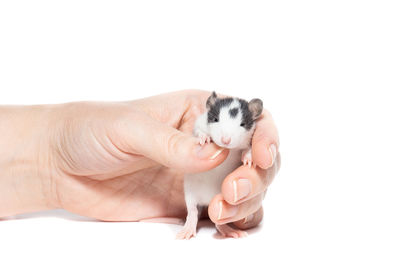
[208,193,263,225]
[221,161,280,205]
[232,206,264,230]
[252,109,280,169]
[118,111,228,173]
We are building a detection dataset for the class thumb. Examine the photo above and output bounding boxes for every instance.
[120,112,228,173]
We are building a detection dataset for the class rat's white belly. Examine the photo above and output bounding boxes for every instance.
[184,149,242,206]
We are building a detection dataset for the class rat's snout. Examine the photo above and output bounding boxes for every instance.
[221,136,231,146]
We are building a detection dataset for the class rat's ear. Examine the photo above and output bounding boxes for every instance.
[249,98,263,119]
[206,91,218,109]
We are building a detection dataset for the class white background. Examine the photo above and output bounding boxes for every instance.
[1,0,399,266]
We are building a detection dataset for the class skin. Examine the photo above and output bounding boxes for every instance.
[0,90,280,231]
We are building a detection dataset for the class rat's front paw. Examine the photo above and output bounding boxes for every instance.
[198,133,211,146]
[241,149,255,168]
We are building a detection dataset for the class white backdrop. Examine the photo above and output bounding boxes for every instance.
[1,0,399,266]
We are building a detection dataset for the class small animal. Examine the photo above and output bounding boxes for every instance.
[176,91,263,239]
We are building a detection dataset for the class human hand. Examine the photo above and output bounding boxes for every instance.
[0,90,280,231]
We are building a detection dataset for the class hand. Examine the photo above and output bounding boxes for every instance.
[0,90,280,231]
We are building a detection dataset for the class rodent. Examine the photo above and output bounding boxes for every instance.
[176,91,263,239]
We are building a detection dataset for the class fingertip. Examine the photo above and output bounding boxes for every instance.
[208,194,224,223]
[221,170,254,205]
[166,135,228,173]
[222,165,264,204]
[221,164,271,208]
[221,178,236,205]
[253,142,278,169]
[194,142,227,161]
[252,109,279,169]
[185,142,228,173]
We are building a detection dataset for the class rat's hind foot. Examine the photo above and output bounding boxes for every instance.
[198,133,211,146]
[177,202,199,240]
[176,225,197,240]
[215,224,248,238]
[241,149,255,168]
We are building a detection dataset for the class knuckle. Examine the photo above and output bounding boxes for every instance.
[246,207,264,228]
[252,167,269,189]
[165,131,183,160]
[233,202,264,230]
[253,125,273,145]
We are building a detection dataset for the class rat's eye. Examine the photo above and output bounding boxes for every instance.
[240,122,245,127]
[214,118,219,122]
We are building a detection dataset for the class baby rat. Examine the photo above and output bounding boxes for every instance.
[176,91,263,239]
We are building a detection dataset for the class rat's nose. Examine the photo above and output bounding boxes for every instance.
[221,136,231,145]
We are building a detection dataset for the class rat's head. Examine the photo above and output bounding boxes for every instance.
[206,91,263,149]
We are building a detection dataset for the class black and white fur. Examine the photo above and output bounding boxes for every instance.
[176,92,263,239]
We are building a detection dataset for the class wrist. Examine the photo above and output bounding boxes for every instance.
[0,105,59,217]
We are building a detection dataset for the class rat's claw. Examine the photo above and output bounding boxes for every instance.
[198,133,211,146]
[241,149,254,168]
[242,155,253,168]
[198,137,205,145]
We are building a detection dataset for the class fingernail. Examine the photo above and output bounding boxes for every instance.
[233,178,252,202]
[196,144,225,160]
[243,214,254,224]
[268,144,277,168]
[217,200,238,220]
[210,148,224,160]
